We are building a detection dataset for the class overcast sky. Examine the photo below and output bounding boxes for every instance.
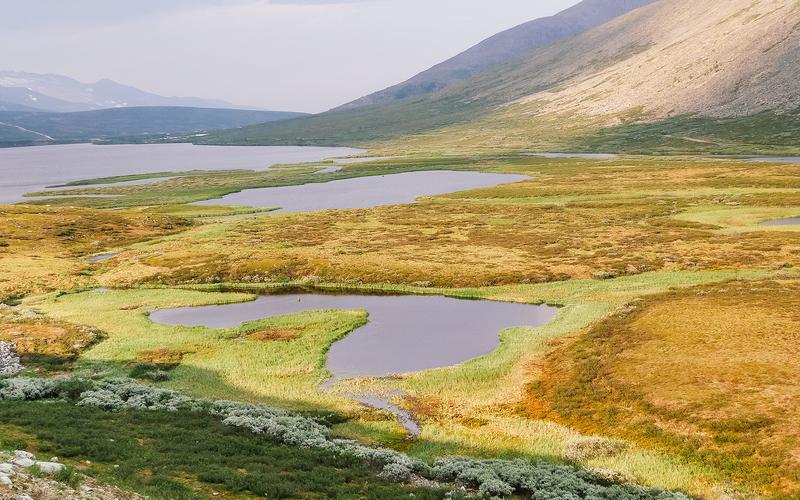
[1,0,580,113]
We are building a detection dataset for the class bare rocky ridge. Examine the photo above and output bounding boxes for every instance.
[506,0,800,120]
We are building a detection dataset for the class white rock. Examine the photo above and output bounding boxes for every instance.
[17,494,34,500]
[0,474,12,486]
[13,450,33,460]
[49,457,59,463]
[11,457,34,468]
[35,461,64,474]
[0,463,12,474]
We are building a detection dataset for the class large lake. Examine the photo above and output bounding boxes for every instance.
[0,143,361,204]
[195,170,529,212]
[150,292,558,379]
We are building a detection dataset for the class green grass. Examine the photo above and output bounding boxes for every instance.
[0,401,452,499]
[573,111,800,156]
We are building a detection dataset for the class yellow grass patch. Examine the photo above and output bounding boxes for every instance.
[525,278,800,498]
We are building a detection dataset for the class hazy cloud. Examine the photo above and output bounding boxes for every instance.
[2,0,580,112]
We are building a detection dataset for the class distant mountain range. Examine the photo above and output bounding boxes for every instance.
[0,71,308,147]
[0,71,264,112]
[199,0,800,155]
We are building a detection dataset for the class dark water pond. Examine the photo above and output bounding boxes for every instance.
[527,153,618,159]
[0,143,361,204]
[149,292,558,379]
[333,156,396,164]
[194,171,529,212]
[744,157,800,163]
[85,252,118,263]
[762,217,800,226]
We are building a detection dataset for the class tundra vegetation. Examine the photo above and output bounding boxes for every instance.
[1,153,799,498]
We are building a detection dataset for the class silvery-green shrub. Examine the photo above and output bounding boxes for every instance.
[378,462,412,482]
[478,477,514,498]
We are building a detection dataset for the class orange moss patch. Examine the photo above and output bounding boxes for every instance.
[0,318,101,358]
[523,278,800,498]
[243,328,301,342]
[135,348,194,365]
[0,204,191,300]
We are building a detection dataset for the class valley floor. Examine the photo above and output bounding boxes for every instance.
[2,153,800,498]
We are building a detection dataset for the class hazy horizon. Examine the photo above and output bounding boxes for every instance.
[1,0,580,113]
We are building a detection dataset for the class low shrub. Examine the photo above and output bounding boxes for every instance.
[431,457,688,499]
[0,376,689,499]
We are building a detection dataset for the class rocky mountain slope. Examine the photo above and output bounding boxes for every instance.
[340,0,657,110]
[498,0,800,120]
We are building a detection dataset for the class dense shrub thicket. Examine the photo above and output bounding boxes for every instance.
[0,376,690,499]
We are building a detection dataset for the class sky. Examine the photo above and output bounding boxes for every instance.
[1,0,580,113]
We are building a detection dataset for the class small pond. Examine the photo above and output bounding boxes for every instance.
[149,292,558,379]
[85,252,118,263]
[744,157,800,163]
[762,217,800,226]
[193,171,529,212]
[526,153,618,159]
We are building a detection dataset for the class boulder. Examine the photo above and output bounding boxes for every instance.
[10,458,34,468]
[13,450,33,460]
[35,461,65,474]
[0,463,12,474]
[0,342,25,376]
[0,474,12,486]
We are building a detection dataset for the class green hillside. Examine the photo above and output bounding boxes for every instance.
[0,106,307,147]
